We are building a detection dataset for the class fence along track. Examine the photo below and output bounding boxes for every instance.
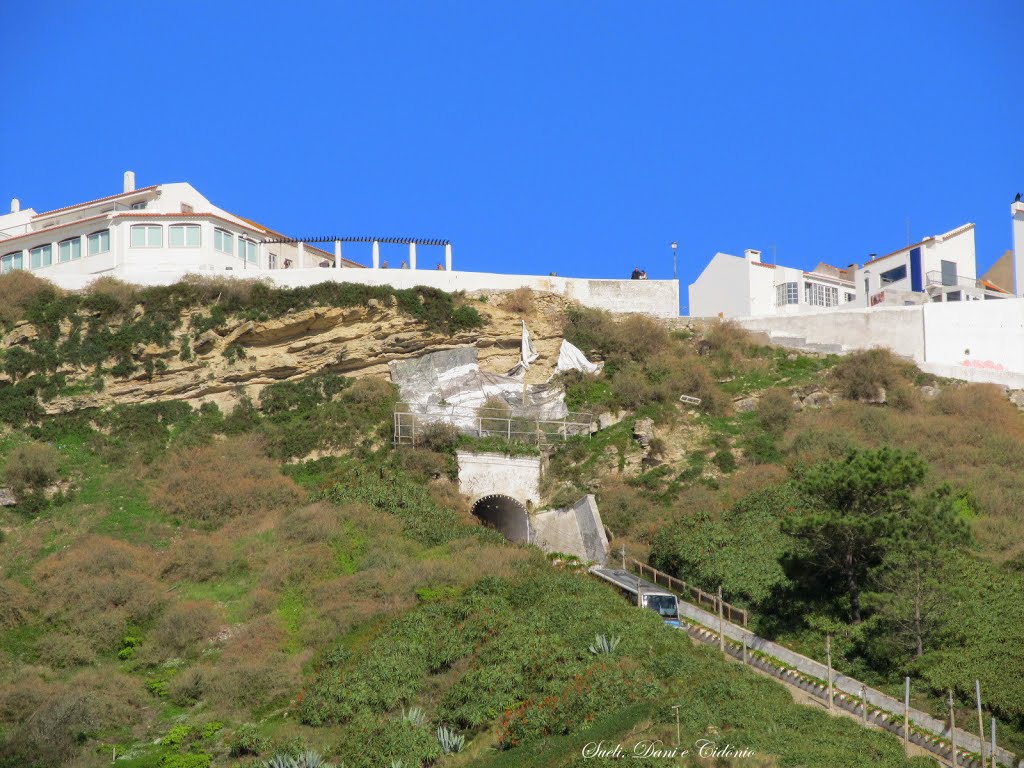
[628,558,748,626]
[614,560,1019,768]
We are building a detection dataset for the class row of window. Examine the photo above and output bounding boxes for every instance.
[2,230,111,273]
[806,283,839,307]
[775,281,855,308]
[0,225,259,273]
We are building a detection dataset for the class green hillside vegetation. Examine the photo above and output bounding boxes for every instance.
[0,277,1012,766]
[556,309,1024,756]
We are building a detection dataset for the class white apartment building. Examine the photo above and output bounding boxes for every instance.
[0,172,365,280]
[688,248,857,318]
[854,222,1007,306]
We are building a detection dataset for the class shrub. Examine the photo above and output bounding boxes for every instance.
[396,447,452,482]
[757,387,795,436]
[0,580,33,630]
[703,319,755,358]
[501,287,535,314]
[160,536,233,583]
[229,723,271,756]
[36,633,97,668]
[2,441,60,494]
[416,422,460,453]
[167,667,207,706]
[0,671,148,768]
[33,536,165,651]
[831,348,918,405]
[150,434,303,526]
[331,715,440,768]
[186,273,261,304]
[84,275,140,311]
[0,270,56,327]
[153,600,222,656]
[279,503,341,544]
[563,306,669,366]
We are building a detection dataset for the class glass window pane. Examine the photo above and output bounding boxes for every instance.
[1,255,10,274]
[169,226,184,247]
[148,226,162,247]
[71,239,81,259]
[59,241,71,262]
[186,226,200,247]
[12,252,23,269]
[223,232,233,254]
[131,226,146,247]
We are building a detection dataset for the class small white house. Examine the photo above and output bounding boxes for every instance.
[854,223,1007,306]
[688,248,857,318]
[0,172,365,281]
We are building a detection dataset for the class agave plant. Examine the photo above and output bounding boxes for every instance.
[589,633,621,655]
[401,705,427,726]
[436,725,465,754]
[263,751,334,768]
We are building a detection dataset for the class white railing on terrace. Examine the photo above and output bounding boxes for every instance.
[394,405,594,447]
[924,270,982,290]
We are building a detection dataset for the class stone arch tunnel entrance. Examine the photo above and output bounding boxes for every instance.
[471,494,531,543]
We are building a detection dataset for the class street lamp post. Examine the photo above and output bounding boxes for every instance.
[671,241,678,280]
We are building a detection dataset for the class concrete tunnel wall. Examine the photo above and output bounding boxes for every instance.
[470,493,531,543]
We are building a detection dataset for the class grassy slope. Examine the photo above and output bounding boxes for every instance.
[0,386,919,768]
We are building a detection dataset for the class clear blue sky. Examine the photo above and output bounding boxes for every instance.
[2,2,1021,311]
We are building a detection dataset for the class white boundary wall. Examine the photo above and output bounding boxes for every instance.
[732,298,1024,388]
[44,267,680,319]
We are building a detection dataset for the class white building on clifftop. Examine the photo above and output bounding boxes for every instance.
[0,171,681,318]
[688,248,857,318]
[0,171,366,279]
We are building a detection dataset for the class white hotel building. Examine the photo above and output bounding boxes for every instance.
[0,172,368,280]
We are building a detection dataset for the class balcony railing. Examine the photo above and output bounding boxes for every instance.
[924,270,979,289]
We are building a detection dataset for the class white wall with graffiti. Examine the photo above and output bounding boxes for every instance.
[737,297,1024,388]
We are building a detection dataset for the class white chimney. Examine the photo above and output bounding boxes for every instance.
[744,249,762,263]
[10,198,20,213]
[124,170,136,193]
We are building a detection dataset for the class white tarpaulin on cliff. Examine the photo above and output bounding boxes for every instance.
[555,339,602,375]
[389,347,568,431]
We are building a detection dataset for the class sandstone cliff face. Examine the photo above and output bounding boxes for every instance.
[2,292,573,414]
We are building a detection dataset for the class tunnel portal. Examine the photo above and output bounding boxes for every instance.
[471,494,531,543]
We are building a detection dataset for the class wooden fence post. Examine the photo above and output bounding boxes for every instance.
[826,635,834,712]
[990,717,996,768]
[903,676,910,756]
[976,680,985,767]
[717,585,725,655]
[948,689,957,768]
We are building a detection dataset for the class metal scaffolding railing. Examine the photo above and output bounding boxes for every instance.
[394,405,594,447]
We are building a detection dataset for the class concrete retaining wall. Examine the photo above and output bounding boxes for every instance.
[46,267,681,318]
[456,451,541,506]
[677,601,1019,767]
[532,495,609,564]
[733,298,1024,388]
[737,306,926,361]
